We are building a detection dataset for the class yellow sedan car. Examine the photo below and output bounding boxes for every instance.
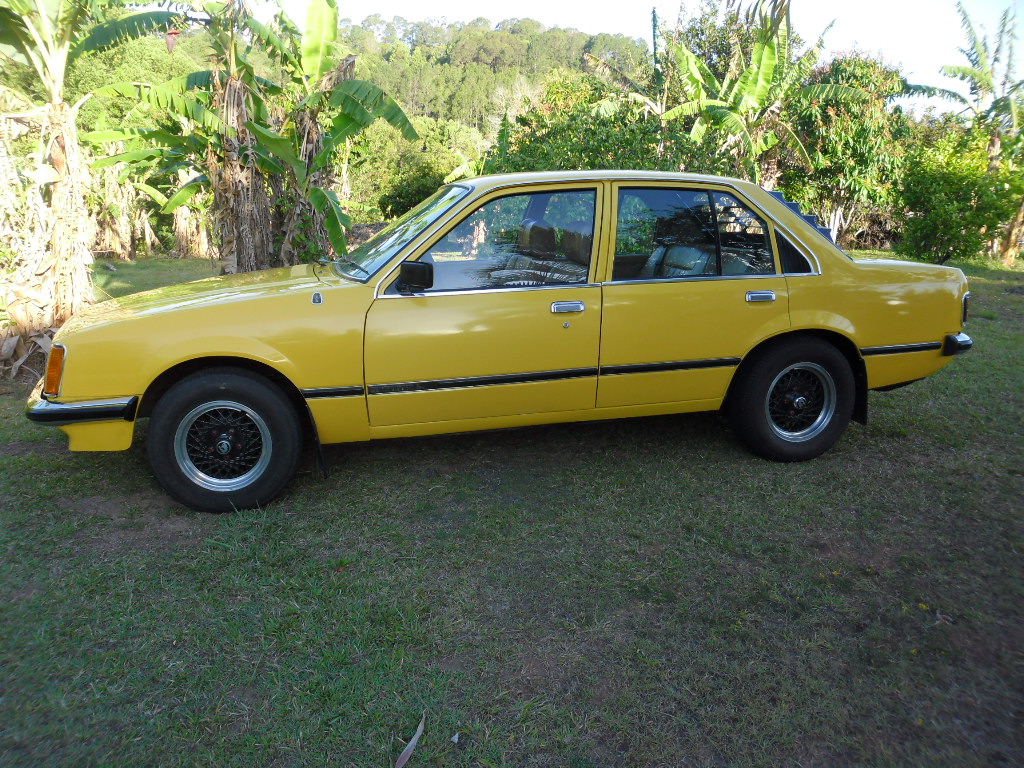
[27,171,972,511]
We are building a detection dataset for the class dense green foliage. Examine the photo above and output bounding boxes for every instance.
[899,129,1022,263]
[347,117,486,221]
[782,55,912,246]
[340,15,647,132]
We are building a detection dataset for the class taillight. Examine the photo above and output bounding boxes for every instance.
[44,344,66,397]
[962,292,971,327]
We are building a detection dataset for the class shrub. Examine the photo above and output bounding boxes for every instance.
[899,130,1022,263]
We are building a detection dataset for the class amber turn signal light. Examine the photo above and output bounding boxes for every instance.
[44,344,66,397]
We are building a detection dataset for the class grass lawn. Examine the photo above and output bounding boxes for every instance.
[1,254,1021,766]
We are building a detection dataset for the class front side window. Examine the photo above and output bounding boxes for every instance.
[612,187,776,280]
[412,188,597,292]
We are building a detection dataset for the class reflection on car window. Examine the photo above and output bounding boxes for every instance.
[714,192,774,275]
[612,187,776,280]
[415,189,597,292]
[337,185,469,280]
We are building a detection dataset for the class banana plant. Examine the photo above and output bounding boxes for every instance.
[665,2,866,187]
[88,0,416,268]
[246,78,417,258]
[0,0,184,335]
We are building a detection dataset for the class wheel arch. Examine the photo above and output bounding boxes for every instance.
[728,329,868,425]
[137,357,316,437]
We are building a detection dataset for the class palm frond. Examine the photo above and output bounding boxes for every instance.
[241,15,301,73]
[583,51,647,96]
[95,79,226,133]
[327,80,417,141]
[300,0,338,84]
[69,11,184,65]
[310,186,350,256]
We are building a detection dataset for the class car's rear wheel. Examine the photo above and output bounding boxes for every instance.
[727,338,854,462]
[147,368,302,511]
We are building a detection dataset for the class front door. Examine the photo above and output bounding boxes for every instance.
[364,185,604,427]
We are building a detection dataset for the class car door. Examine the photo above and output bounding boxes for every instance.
[597,183,791,409]
[364,184,603,428]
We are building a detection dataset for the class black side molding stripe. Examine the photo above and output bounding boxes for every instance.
[861,342,943,356]
[302,387,365,399]
[600,358,741,376]
[368,367,599,396]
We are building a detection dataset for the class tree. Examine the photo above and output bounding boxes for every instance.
[939,1,1022,265]
[782,54,912,245]
[94,0,416,270]
[0,0,181,340]
[485,70,727,176]
[666,0,865,187]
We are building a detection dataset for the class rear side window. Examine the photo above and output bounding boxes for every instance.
[612,187,776,280]
[776,232,815,274]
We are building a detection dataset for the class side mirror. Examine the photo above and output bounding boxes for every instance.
[397,261,433,293]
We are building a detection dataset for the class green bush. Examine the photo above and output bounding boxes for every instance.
[899,130,1022,263]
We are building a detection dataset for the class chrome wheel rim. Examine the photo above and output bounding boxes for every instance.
[173,400,272,491]
[765,362,836,443]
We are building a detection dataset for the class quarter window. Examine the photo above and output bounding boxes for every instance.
[776,231,815,274]
[612,188,776,280]
[412,189,596,292]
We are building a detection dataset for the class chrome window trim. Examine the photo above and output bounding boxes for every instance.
[603,273,782,287]
[771,227,823,275]
[610,183,823,280]
[376,282,603,299]
[353,184,474,286]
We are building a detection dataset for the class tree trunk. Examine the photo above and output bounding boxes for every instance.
[278,111,330,266]
[210,77,274,274]
[998,195,1024,268]
[3,102,94,340]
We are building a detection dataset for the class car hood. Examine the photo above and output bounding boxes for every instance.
[62,264,337,334]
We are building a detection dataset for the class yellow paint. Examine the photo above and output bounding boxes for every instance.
[60,420,134,451]
[33,171,970,452]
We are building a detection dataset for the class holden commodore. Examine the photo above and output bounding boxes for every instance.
[26,171,972,511]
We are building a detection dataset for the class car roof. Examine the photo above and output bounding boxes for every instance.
[458,170,763,195]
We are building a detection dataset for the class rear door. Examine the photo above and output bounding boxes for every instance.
[597,183,791,408]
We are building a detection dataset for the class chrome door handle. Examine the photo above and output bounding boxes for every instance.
[746,291,776,303]
[551,301,586,313]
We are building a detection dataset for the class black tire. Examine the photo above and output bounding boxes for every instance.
[727,338,855,462]
[147,368,303,512]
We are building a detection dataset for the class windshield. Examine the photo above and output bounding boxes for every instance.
[334,185,471,280]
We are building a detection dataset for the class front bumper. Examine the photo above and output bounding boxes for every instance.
[25,378,138,426]
[943,332,973,356]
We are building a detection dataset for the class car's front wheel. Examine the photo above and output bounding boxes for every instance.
[147,368,302,511]
[727,338,855,462]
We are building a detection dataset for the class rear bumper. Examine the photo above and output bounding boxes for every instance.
[25,378,138,426]
[943,332,973,356]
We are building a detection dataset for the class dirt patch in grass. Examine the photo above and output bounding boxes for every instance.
[0,439,65,458]
[63,491,212,556]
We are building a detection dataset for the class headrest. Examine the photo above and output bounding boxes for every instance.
[561,220,594,266]
[516,218,556,259]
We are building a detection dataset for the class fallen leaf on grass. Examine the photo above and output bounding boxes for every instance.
[395,712,426,768]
